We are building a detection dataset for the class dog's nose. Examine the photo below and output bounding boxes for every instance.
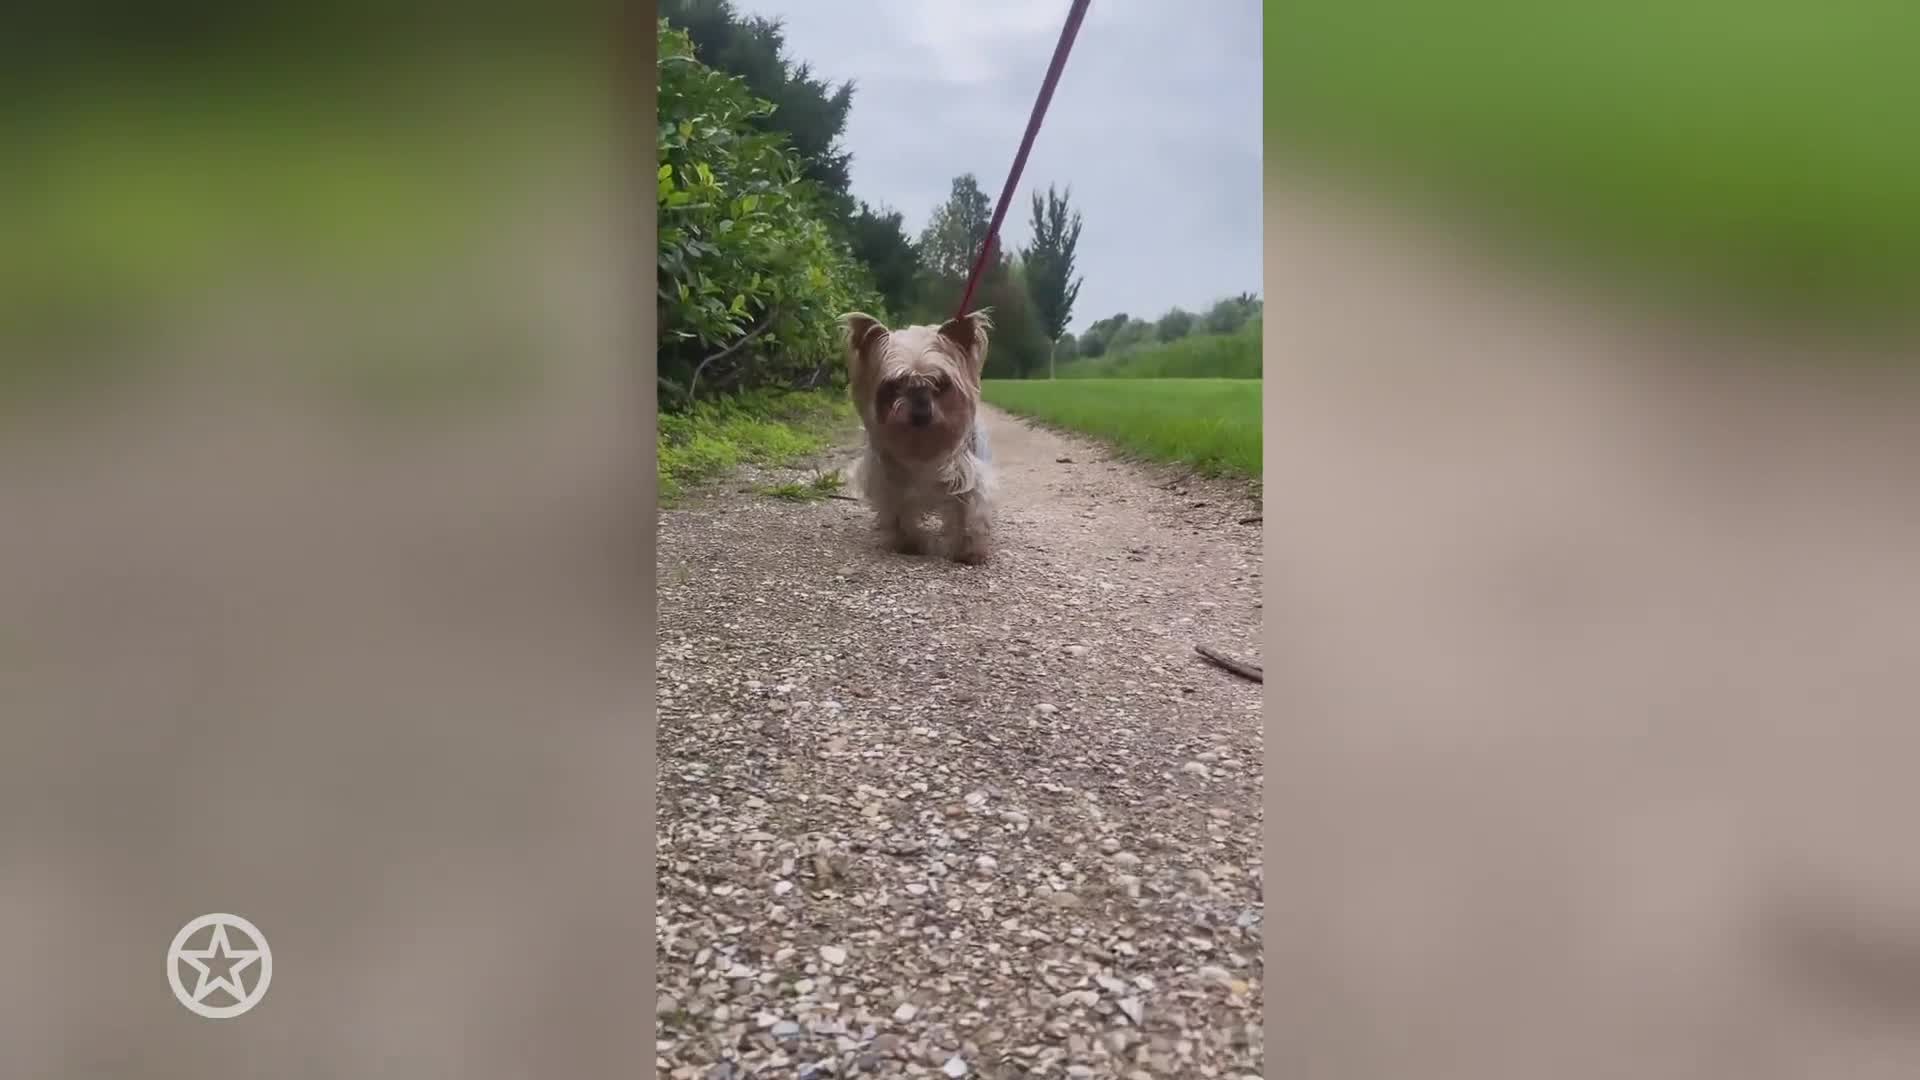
[909,403,933,427]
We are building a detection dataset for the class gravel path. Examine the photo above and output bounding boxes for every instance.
[656,406,1265,1079]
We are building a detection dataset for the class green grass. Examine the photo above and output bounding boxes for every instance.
[1265,2,1920,326]
[982,378,1262,477]
[657,388,857,504]
[762,470,847,502]
[1060,321,1262,379]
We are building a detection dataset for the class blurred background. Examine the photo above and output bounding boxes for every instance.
[5,0,1919,1076]
[1261,3,1920,1078]
[1264,0,1918,337]
[1,3,650,1077]
[1,1,622,413]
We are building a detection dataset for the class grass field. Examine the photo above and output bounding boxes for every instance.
[1264,2,1920,324]
[981,378,1261,478]
[1059,322,1262,380]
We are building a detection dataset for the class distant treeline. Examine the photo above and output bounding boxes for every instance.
[1068,292,1262,361]
[1057,313,1261,380]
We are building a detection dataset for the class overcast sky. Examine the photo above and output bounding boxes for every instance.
[734,1,1263,336]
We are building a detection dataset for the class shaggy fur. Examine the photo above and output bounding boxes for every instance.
[841,308,996,564]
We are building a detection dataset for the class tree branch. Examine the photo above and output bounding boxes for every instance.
[1194,643,1263,684]
[687,307,778,404]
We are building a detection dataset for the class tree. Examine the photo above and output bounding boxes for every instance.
[918,174,996,283]
[1108,318,1154,353]
[1078,313,1128,358]
[662,0,858,226]
[1202,291,1263,335]
[1019,184,1084,378]
[975,261,1051,379]
[1156,308,1195,342]
[901,178,1052,376]
[1202,296,1248,335]
[846,201,921,320]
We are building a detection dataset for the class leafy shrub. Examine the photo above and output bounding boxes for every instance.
[656,20,880,406]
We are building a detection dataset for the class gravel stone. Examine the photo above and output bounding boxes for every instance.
[657,408,1263,1078]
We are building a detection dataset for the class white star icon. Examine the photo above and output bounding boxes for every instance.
[167,913,273,1019]
[177,923,261,1005]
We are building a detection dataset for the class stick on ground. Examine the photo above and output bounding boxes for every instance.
[1194,643,1263,683]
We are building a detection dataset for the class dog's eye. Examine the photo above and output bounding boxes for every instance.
[930,376,950,393]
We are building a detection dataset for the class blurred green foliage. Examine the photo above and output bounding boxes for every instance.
[0,50,595,407]
[1265,1,1920,327]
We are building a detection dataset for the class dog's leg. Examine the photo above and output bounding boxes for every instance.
[859,452,927,555]
[869,486,928,556]
[880,513,928,556]
[943,491,992,565]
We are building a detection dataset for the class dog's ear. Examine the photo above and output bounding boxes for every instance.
[841,312,889,390]
[937,308,993,384]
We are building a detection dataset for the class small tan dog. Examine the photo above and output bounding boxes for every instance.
[841,309,996,564]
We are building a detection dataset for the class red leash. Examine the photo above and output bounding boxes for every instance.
[953,0,1094,321]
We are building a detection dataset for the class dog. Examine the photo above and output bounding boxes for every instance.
[840,309,995,564]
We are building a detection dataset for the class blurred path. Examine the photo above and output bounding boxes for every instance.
[0,193,650,1078]
[1262,182,1920,1079]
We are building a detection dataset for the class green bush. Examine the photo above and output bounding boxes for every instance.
[656,20,880,406]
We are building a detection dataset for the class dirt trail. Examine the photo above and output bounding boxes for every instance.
[655,407,1266,1078]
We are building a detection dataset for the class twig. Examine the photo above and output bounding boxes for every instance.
[686,307,777,403]
[826,493,862,502]
[1194,643,1263,683]
[1237,515,1263,525]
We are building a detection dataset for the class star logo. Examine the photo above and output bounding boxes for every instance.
[167,913,273,1019]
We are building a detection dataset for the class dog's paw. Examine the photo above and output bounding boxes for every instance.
[883,532,928,556]
[950,542,991,566]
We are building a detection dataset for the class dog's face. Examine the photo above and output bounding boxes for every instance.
[842,310,991,464]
